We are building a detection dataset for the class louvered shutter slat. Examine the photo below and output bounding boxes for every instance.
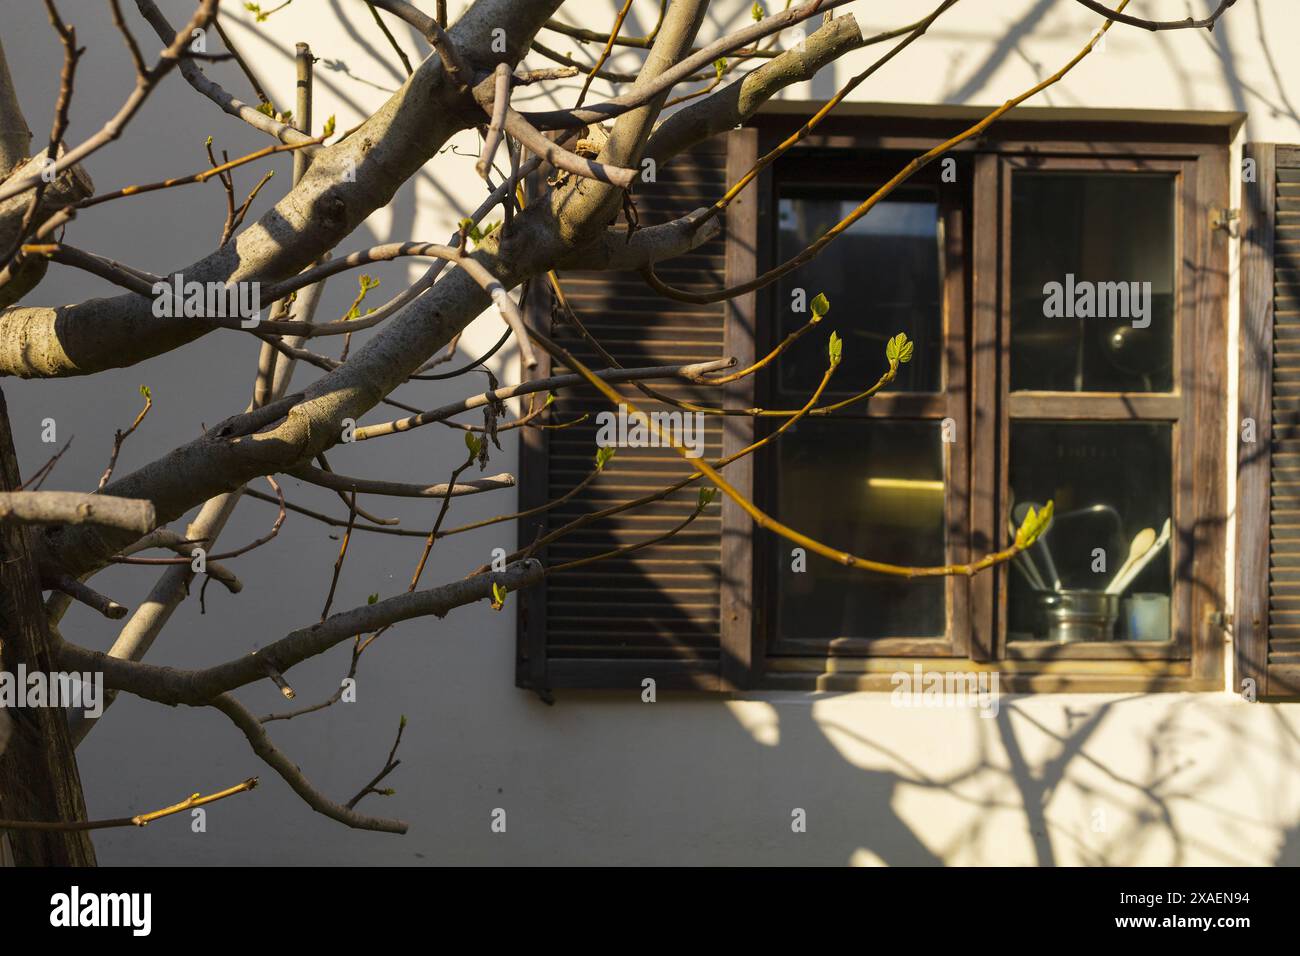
[1240,143,1300,695]
[516,140,731,690]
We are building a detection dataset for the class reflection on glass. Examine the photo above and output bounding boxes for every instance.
[776,188,942,397]
[1008,422,1172,642]
[775,420,946,641]
[1011,173,1175,392]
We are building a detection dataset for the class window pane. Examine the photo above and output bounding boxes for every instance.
[1007,422,1172,642]
[774,420,946,641]
[776,188,943,397]
[1011,173,1175,392]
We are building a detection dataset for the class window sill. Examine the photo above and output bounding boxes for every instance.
[757,655,1215,694]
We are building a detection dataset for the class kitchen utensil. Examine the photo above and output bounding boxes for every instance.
[1106,518,1171,596]
[1123,592,1170,642]
[1053,503,1124,540]
[1105,526,1156,596]
[1010,555,1044,591]
[1035,589,1119,642]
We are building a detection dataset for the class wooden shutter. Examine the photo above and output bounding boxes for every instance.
[516,132,758,693]
[1238,143,1300,697]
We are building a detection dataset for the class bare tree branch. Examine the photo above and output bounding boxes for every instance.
[1071,0,1236,32]
[45,572,129,619]
[135,0,312,147]
[0,37,33,174]
[0,491,154,532]
[0,776,257,831]
[288,465,516,499]
[210,692,407,833]
[55,560,545,706]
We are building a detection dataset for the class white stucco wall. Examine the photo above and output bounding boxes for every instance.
[5,0,1300,865]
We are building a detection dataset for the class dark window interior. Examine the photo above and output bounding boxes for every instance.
[1010,173,1176,392]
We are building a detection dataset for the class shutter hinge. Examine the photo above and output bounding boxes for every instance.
[1208,609,1233,631]
[1210,207,1240,237]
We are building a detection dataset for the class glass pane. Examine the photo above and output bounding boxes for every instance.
[774,420,946,642]
[1011,173,1175,392]
[776,187,943,398]
[1007,422,1173,643]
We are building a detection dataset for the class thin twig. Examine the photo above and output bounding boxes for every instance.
[574,0,636,108]
[18,437,73,490]
[98,386,153,490]
[0,778,258,831]
[345,717,405,809]
[365,3,414,75]
[320,492,357,621]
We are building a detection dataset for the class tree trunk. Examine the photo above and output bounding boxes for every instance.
[0,385,97,865]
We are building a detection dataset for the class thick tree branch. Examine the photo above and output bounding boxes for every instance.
[555,208,721,271]
[0,37,32,174]
[0,491,154,532]
[55,560,544,706]
[0,156,94,308]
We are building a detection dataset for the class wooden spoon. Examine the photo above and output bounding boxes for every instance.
[1105,527,1156,596]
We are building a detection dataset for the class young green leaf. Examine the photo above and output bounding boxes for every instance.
[322,114,336,138]
[714,58,727,80]
[752,1,766,21]
[885,332,914,366]
[595,446,616,470]
[810,292,830,320]
[828,330,843,367]
[1014,500,1055,549]
[367,593,379,605]
[491,581,508,610]
[465,432,482,458]
[698,487,717,509]
[138,384,151,400]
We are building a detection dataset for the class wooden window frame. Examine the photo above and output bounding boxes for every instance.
[755,153,973,662]
[994,153,1193,663]
[732,117,1230,693]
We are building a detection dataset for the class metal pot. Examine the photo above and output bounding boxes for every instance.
[1034,589,1119,643]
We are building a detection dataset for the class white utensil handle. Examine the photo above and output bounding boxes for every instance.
[1107,525,1171,596]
